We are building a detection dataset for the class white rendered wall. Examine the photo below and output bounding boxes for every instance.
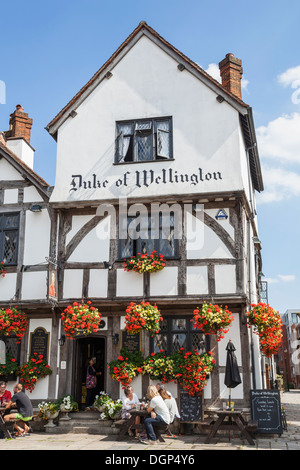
[50,35,247,204]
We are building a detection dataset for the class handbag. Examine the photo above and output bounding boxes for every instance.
[86,367,97,389]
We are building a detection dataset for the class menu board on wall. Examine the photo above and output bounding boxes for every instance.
[120,330,141,354]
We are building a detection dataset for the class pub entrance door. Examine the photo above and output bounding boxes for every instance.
[74,337,106,409]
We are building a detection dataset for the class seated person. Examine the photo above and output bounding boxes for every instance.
[158,388,178,424]
[121,385,141,437]
[142,385,171,444]
[0,381,11,406]
[4,383,33,436]
[156,383,180,419]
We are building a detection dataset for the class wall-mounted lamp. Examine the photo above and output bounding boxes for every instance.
[112,333,119,345]
[103,262,113,270]
[30,204,42,212]
[58,334,66,347]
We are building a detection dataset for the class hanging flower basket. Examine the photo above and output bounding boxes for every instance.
[191,302,234,341]
[0,307,29,340]
[0,354,19,380]
[123,251,166,274]
[61,301,102,338]
[247,303,283,357]
[172,349,215,396]
[108,350,144,387]
[18,353,52,393]
[125,301,163,335]
[0,262,6,278]
[142,350,175,384]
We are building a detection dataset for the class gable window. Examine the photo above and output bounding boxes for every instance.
[115,117,172,163]
[119,213,177,259]
[0,212,20,265]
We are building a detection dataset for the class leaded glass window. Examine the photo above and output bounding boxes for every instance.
[0,212,20,265]
[119,214,177,259]
[116,117,172,163]
[152,317,208,355]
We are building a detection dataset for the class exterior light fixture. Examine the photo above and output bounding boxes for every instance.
[112,333,119,345]
[58,334,66,347]
[30,205,42,212]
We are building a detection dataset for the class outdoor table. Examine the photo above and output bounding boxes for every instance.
[0,407,12,439]
[204,410,255,445]
[117,408,166,442]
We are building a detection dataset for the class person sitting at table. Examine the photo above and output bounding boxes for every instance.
[121,385,141,437]
[158,388,177,424]
[156,383,180,419]
[4,383,33,436]
[0,382,11,406]
[142,385,171,444]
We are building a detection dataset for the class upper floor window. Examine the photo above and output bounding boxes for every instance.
[119,213,178,260]
[115,117,172,163]
[0,212,20,265]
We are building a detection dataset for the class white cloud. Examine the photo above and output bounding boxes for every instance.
[278,65,300,105]
[277,65,300,87]
[257,164,300,204]
[256,112,300,164]
[264,275,296,284]
[278,274,296,283]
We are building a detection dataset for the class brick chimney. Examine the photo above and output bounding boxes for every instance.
[9,104,33,144]
[219,53,243,100]
[5,105,35,169]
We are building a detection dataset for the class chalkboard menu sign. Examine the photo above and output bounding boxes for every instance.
[250,389,283,435]
[29,327,49,363]
[121,330,141,354]
[179,389,203,423]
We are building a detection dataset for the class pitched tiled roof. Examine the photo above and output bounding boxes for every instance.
[46,21,249,134]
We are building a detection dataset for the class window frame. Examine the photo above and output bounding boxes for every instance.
[0,212,20,266]
[150,316,210,355]
[115,116,173,164]
[118,213,179,260]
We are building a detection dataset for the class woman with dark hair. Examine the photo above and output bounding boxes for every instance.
[85,357,101,410]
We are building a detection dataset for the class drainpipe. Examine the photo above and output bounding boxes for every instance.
[246,144,257,390]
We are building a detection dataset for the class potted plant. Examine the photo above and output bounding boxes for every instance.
[247,303,283,357]
[0,307,29,340]
[61,300,102,339]
[94,391,112,413]
[57,394,78,420]
[99,398,123,420]
[38,401,60,427]
[0,261,6,278]
[123,251,165,274]
[125,301,163,335]
[18,353,52,393]
[191,302,234,341]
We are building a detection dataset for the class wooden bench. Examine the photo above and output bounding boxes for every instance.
[246,419,258,432]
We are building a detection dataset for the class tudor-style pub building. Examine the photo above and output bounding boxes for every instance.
[0,22,266,411]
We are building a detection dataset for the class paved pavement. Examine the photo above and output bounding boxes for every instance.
[1,390,300,452]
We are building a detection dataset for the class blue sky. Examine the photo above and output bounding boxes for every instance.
[1,0,299,313]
